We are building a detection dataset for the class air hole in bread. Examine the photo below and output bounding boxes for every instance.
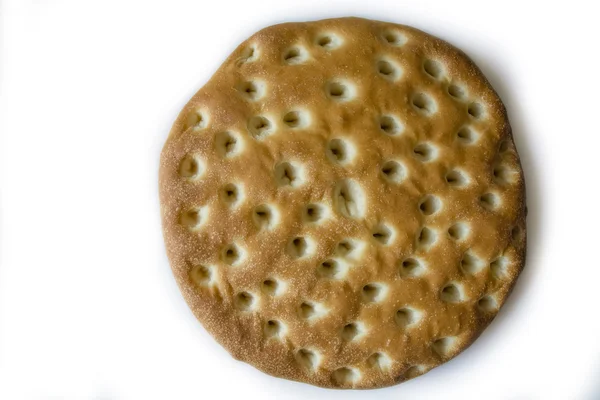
[327,138,355,165]
[283,46,308,65]
[180,206,208,230]
[367,352,391,371]
[447,84,466,99]
[287,237,312,259]
[337,240,354,256]
[381,160,406,183]
[460,251,484,275]
[405,365,426,379]
[457,126,479,144]
[326,80,356,102]
[341,322,364,341]
[396,307,422,328]
[252,204,278,230]
[332,367,360,385]
[239,46,257,63]
[448,222,470,241]
[247,115,274,139]
[281,111,299,128]
[335,239,364,259]
[318,35,332,47]
[379,115,404,136]
[215,131,241,157]
[275,162,304,187]
[181,209,201,227]
[316,33,342,49]
[493,164,514,185]
[377,59,401,81]
[283,110,310,128]
[185,109,208,130]
[423,59,444,79]
[419,195,442,216]
[480,193,500,211]
[264,320,285,339]
[234,292,255,311]
[417,227,437,248]
[499,139,510,153]
[362,283,387,303]
[490,256,509,279]
[303,203,328,223]
[221,243,244,266]
[512,226,524,244]
[179,154,204,179]
[468,102,485,119]
[413,143,437,162]
[372,224,394,245]
[440,283,464,303]
[411,93,437,114]
[237,80,265,101]
[432,336,457,357]
[261,278,283,296]
[190,264,213,286]
[333,179,366,219]
[445,169,469,187]
[477,295,498,312]
[382,29,407,46]
[298,301,327,320]
[399,257,425,277]
[296,349,320,371]
[317,258,347,279]
[220,183,243,207]
[222,185,237,201]
[299,302,315,319]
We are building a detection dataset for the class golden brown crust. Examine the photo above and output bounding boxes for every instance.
[159,17,526,389]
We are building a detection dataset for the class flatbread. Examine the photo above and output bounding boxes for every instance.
[159,17,526,389]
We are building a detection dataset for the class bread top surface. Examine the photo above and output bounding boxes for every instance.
[159,17,526,389]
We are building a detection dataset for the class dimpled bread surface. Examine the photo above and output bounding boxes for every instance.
[159,17,526,389]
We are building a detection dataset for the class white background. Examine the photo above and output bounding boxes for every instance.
[0,0,598,399]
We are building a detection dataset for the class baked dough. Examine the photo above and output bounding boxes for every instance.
[159,17,526,389]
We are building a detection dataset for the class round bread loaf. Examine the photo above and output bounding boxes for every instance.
[159,17,526,389]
